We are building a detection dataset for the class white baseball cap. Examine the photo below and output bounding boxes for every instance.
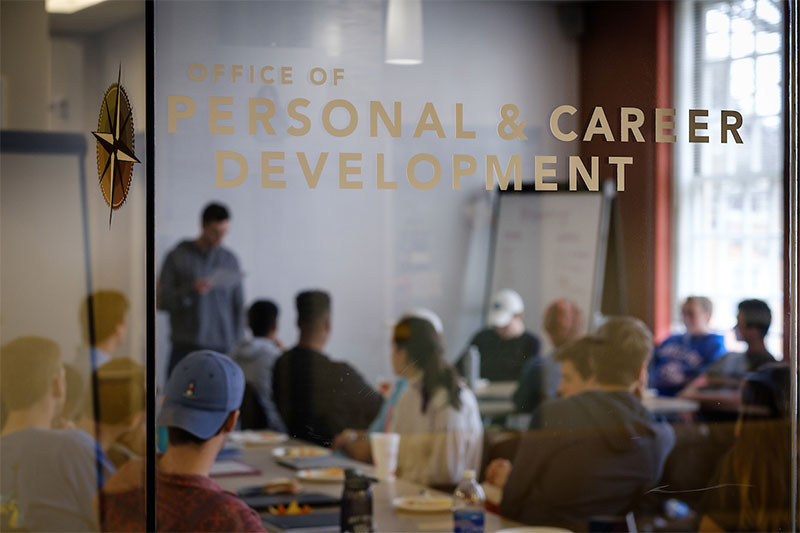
[400,307,444,335]
[487,289,524,328]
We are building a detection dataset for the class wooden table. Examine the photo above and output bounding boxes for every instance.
[214,440,521,532]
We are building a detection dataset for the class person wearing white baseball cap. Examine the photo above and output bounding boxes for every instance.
[457,289,541,383]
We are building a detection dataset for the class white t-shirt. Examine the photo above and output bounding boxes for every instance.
[389,378,483,487]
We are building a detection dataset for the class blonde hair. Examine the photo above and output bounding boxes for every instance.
[85,358,145,425]
[683,296,713,315]
[1,336,62,410]
[594,316,652,387]
[79,290,129,345]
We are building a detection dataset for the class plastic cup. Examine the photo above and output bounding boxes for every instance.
[369,432,399,481]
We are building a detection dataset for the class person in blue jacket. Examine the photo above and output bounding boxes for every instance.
[650,296,726,396]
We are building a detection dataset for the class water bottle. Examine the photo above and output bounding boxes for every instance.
[452,469,485,533]
[340,469,374,532]
[465,345,481,389]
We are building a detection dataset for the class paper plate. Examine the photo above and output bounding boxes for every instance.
[228,430,288,446]
[297,467,346,482]
[392,496,453,513]
[271,446,332,459]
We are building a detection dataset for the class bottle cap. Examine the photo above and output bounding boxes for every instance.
[462,469,476,479]
[344,468,376,490]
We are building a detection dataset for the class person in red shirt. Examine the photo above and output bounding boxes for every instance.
[100,350,265,532]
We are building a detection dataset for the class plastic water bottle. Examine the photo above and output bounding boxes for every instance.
[465,345,481,390]
[453,469,485,533]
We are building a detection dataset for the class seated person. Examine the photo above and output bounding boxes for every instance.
[100,350,265,532]
[1,336,115,532]
[513,299,583,411]
[699,364,792,532]
[273,290,382,447]
[650,296,726,396]
[230,299,287,432]
[553,335,600,398]
[680,299,776,409]
[78,358,146,469]
[486,334,603,495]
[78,290,129,375]
[457,289,540,383]
[389,317,483,488]
[489,317,676,530]
[333,308,444,462]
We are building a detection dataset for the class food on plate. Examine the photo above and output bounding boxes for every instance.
[297,467,345,481]
[392,496,453,513]
[264,478,302,495]
[273,446,330,458]
[228,430,287,446]
[268,501,313,515]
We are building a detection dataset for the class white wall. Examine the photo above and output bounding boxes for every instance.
[154,1,580,383]
[0,7,148,372]
[0,0,50,129]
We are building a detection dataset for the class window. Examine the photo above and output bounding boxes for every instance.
[674,0,784,357]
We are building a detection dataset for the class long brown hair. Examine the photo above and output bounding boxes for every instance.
[393,317,462,413]
[713,364,793,532]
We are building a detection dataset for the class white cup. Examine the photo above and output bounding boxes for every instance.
[369,432,400,481]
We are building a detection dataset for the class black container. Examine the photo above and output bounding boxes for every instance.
[340,469,374,532]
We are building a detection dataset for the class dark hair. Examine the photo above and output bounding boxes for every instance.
[740,363,790,421]
[393,317,462,413]
[712,364,793,531]
[555,335,603,380]
[248,300,279,337]
[738,299,772,338]
[296,290,330,330]
[201,202,230,225]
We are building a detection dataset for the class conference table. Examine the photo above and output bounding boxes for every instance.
[213,436,522,532]
[474,381,701,424]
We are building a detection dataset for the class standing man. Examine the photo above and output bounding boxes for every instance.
[158,203,244,376]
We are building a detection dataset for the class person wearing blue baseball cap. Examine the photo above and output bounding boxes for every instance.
[100,350,266,532]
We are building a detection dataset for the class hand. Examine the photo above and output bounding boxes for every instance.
[332,430,357,451]
[485,458,512,488]
[193,278,214,294]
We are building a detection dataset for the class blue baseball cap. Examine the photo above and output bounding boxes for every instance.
[158,350,245,439]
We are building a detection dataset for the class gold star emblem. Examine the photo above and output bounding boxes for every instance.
[93,65,140,226]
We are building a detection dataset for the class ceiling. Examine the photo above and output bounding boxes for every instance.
[49,0,144,35]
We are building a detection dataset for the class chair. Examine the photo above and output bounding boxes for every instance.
[238,382,268,430]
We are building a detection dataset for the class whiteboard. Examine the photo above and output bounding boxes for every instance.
[487,186,612,353]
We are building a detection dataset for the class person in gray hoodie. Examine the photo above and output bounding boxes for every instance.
[229,300,286,433]
[496,317,675,531]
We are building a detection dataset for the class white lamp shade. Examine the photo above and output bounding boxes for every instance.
[385,0,424,65]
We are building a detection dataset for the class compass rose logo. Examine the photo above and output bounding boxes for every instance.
[93,65,140,226]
